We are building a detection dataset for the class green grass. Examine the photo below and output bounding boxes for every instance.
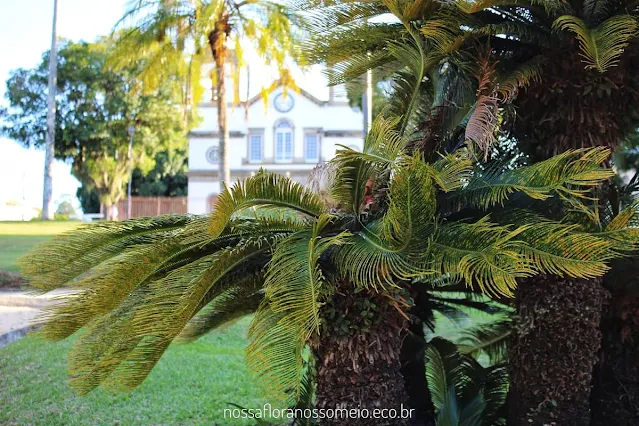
[0,221,82,273]
[0,318,270,426]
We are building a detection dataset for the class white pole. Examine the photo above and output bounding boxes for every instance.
[127,125,135,219]
[42,0,59,220]
[366,67,373,132]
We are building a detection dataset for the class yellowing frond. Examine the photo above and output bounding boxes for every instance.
[553,14,638,73]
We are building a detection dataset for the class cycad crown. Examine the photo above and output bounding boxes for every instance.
[19,116,633,404]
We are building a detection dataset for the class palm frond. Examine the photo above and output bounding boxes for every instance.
[178,281,264,343]
[458,317,513,363]
[18,215,194,291]
[512,214,615,278]
[553,14,638,73]
[453,147,614,210]
[247,214,347,404]
[208,170,326,237]
[332,222,433,290]
[65,239,272,394]
[428,217,534,297]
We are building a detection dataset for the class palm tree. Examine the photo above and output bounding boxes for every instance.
[299,1,639,423]
[111,0,301,186]
[19,113,628,425]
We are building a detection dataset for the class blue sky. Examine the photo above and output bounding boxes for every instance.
[0,0,128,212]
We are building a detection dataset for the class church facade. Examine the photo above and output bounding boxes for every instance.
[187,84,365,214]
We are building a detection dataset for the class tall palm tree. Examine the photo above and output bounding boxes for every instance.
[299,1,639,423]
[111,0,302,186]
[19,114,628,426]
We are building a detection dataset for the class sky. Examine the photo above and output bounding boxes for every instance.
[0,0,128,213]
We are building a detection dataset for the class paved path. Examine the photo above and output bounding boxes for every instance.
[0,306,40,335]
[0,289,76,347]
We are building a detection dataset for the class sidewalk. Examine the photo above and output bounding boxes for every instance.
[0,289,76,347]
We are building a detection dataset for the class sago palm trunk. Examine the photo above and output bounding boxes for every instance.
[313,289,412,426]
[507,275,608,426]
[591,293,639,426]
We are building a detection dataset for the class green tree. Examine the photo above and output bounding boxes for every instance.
[19,116,631,425]
[111,0,302,187]
[78,151,188,214]
[1,40,190,219]
[131,150,188,197]
[300,1,639,423]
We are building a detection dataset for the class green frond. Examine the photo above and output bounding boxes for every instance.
[512,214,615,278]
[383,154,438,248]
[34,239,186,341]
[324,50,397,85]
[329,117,406,214]
[18,215,194,291]
[265,214,346,341]
[66,240,272,394]
[247,214,346,404]
[458,317,513,363]
[208,170,326,237]
[596,205,639,252]
[294,346,316,426]
[427,337,508,426]
[553,14,638,73]
[332,222,433,290]
[429,152,474,192]
[178,281,264,343]
[430,290,512,317]
[386,35,431,134]
[496,56,545,100]
[453,147,614,210]
[428,217,534,297]
[583,0,617,23]
[246,304,300,405]
[426,338,460,411]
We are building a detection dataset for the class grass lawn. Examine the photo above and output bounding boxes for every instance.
[0,318,269,426]
[0,221,82,273]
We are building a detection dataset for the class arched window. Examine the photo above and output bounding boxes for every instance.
[275,121,293,162]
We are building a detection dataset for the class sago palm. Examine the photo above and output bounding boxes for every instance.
[299,1,639,423]
[19,115,632,426]
[111,0,302,185]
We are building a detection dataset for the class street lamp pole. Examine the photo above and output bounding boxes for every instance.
[42,0,59,220]
[127,125,135,219]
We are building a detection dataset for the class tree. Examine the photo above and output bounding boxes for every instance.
[18,114,631,425]
[55,201,76,217]
[1,40,190,220]
[111,0,302,187]
[77,151,188,214]
[131,150,188,197]
[299,1,639,423]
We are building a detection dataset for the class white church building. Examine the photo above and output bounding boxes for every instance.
[187,68,365,214]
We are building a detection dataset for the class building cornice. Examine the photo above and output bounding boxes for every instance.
[188,168,315,179]
[188,130,364,139]
[189,131,246,138]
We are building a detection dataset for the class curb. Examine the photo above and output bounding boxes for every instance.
[0,325,40,349]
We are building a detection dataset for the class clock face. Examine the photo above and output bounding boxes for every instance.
[274,93,294,113]
[205,146,218,164]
